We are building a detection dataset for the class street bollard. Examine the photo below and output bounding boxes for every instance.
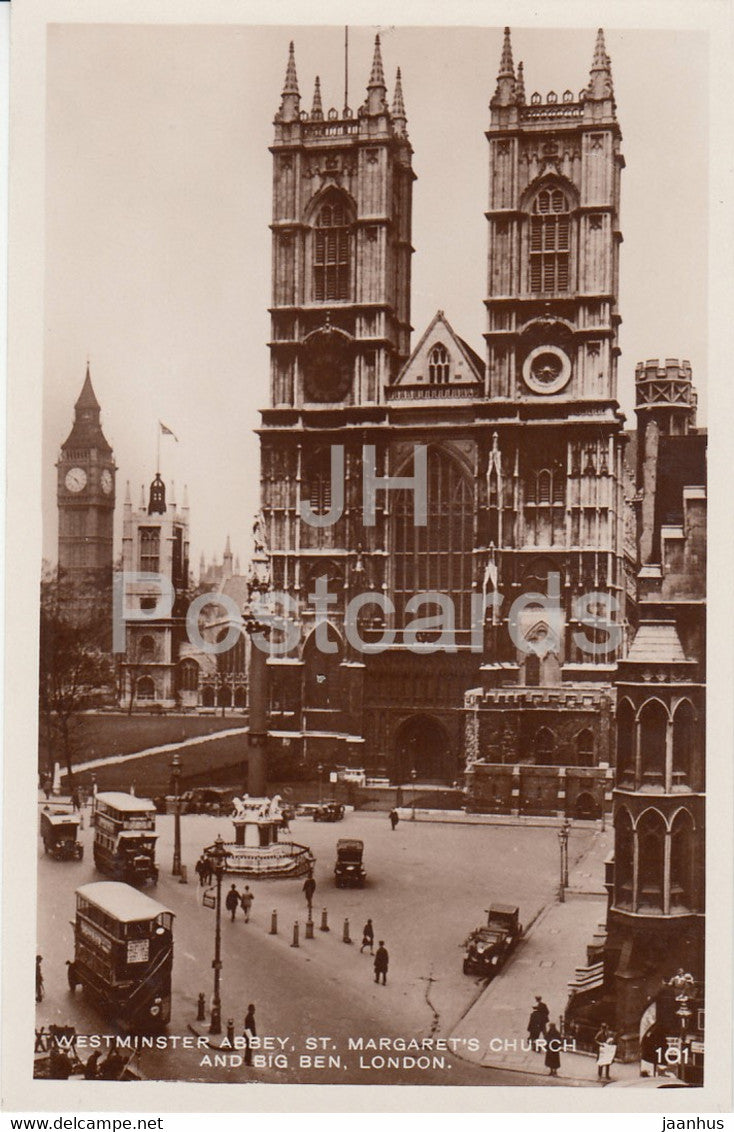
[320,907,329,932]
[291,921,299,948]
[227,1018,235,1046]
[196,993,206,1022]
[343,918,352,944]
[179,864,188,885]
[270,909,278,935]
[305,918,314,940]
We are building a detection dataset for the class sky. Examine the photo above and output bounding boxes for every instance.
[42,23,708,570]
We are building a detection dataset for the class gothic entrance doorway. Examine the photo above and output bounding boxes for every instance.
[393,714,451,784]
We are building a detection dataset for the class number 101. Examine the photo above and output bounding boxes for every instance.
[656,1046,690,1065]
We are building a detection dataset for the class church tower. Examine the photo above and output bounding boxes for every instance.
[478,28,627,683]
[269,36,414,409]
[119,475,190,708]
[57,364,116,587]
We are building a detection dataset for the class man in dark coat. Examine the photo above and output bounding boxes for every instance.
[374,941,389,984]
[389,809,399,831]
[360,919,374,955]
[303,873,316,915]
[243,1003,256,1067]
[527,998,548,1050]
[225,884,240,922]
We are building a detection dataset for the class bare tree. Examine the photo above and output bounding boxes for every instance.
[38,565,114,784]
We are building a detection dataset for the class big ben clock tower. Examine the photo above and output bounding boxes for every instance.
[57,364,116,591]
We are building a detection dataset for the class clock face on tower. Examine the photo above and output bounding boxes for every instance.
[65,467,88,493]
[100,469,113,494]
[522,344,572,395]
[302,329,353,403]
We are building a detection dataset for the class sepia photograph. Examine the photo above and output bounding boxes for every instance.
[2,0,731,1117]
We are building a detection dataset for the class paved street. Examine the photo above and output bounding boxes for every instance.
[36,805,597,1087]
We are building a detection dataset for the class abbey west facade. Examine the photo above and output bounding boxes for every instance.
[258,29,628,792]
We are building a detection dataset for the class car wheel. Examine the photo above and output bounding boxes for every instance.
[463,959,471,975]
[77,846,84,861]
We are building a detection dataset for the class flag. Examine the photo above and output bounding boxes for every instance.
[159,421,178,441]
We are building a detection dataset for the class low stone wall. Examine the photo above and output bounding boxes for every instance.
[466,762,613,818]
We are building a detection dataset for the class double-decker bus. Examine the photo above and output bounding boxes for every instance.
[93,792,158,886]
[68,882,174,1031]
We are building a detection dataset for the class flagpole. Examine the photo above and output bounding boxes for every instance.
[156,422,160,477]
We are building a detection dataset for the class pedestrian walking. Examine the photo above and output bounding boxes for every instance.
[225,884,240,922]
[389,809,399,831]
[240,886,254,922]
[594,1022,616,1081]
[35,955,44,1003]
[43,774,52,801]
[544,1023,562,1077]
[243,1003,256,1067]
[374,940,389,984]
[527,998,547,1051]
[303,873,316,915]
[71,786,81,812]
[195,857,205,886]
[360,919,374,955]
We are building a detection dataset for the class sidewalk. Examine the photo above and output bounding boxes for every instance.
[396,807,604,829]
[449,829,639,1086]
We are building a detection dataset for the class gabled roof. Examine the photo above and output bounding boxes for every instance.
[393,310,485,386]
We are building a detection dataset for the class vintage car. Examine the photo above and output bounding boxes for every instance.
[334,838,365,887]
[462,903,522,976]
[40,809,84,861]
[314,801,345,822]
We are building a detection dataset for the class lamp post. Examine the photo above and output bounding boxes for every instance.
[411,767,417,821]
[206,833,228,1034]
[317,763,324,805]
[558,820,570,902]
[171,752,182,877]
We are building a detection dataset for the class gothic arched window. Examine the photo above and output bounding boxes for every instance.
[529,187,571,294]
[313,197,350,302]
[136,675,155,700]
[637,809,666,911]
[303,451,334,516]
[138,635,155,658]
[616,698,635,783]
[392,447,474,632]
[428,344,450,384]
[639,700,668,785]
[178,658,199,693]
[524,462,566,504]
[534,726,556,765]
[614,808,634,908]
[670,810,695,910]
[672,700,695,786]
[525,652,541,687]
[576,728,594,767]
[139,527,160,573]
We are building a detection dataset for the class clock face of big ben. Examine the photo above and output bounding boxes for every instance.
[302,329,353,403]
[65,467,87,493]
